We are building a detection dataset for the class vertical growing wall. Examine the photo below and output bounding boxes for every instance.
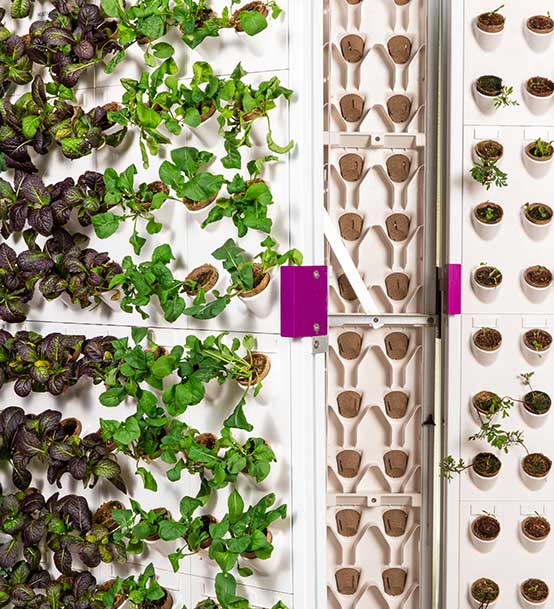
[445,1,554,608]
[324,0,437,607]
[0,1,319,608]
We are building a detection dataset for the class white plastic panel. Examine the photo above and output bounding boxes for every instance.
[445,2,554,608]
[325,0,429,315]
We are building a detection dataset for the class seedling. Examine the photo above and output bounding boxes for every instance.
[470,159,508,189]
[529,138,554,158]
[494,85,519,108]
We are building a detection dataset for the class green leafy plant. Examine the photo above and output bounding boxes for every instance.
[100,0,282,72]
[494,85,518,108]
[101,563,169,609]
[108,61,293,168]
[201,156,277,236]
[91,165,170,254]
[528,137,554,158]
[470,159,508,190]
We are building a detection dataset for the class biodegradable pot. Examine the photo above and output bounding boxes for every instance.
[239,264,272,317]
[183,264,220,296]
[521,515,551,550]
[520,579,549,608]
[232,2,267,31]
[339,93,365,123]
[521,453,552,487]
[60,417,82,437]
[471,265,503,302]
[522,265,553,302]
[522,203,553,239]
[522,329,553,364]
[386,213,411,241]
[338,153,364,182]
[470,514,500,552]
[386,154,411,183]
[382,568,407,596]
[524,141,554,178]
[474,10,505,51]
[97,580,125,609]
[195,433,218,449]
[387,34,412,64]
[471,327,502,365]
[384,332,410,360]
[474,75,503,113]
[335,568,360,595]
[196,515,217,550]
[471,391,500,423]
[335,509,361,537]
[146,508,172,541]
[386,94,412,123]
[340,34,365,63]
[470,578,499,609]
[470,452,501,489]
[383,391,409,419]
[473,139,504,164]
[338,212,364,241]
[336,450,361,478]
[181,195,218,216]
[337,331,363,360]
[526,15,554,52]
[383,509,408,537]
[522,390,551,427]
[524,77,554,114]
[241,529,272,559]
[337,273,357,301]
[337,390,362,418]
[138,588,173,609]
[93,501,125,532]
[383,450,408,478]
[472,202,504,240]
[236,352,271,386]
[384,272,410,301]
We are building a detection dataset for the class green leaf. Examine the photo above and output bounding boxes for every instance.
[21,116,40,139]
[238,11,268,36]
[129,232,147,255]
[131,327,148,344]
[152,42,175,58]
[92,212,122,239]
[184,107,202,128]
[137,102,162,129]
[99,386,126,407]
[101,0,122,17]
[227,490,244,524]
[158,520,187,540]
[267,131,295,154]
[146,218,162,235]
[223,401,253,432]
[136,467,158,491]
[181,173,224,202]
[150,355,175,379]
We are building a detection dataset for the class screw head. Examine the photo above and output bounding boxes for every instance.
[313,323,320,333]
[313,270,320,279]
[313,340,320,349]
[371,497,377,504]
[373,317,379,323]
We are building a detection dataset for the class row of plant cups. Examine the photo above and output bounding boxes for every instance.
[471,137,554,187]
[472,200,553,241]
[475,8,554,53]
[470,576,550,609]
[470,511,552,552]
[471,264,554,306]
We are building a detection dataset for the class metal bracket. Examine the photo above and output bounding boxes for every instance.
[324,132,426,149]
[327,492,421,508]
[312,335,328,354]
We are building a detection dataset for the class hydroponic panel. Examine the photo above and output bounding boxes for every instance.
[445,2,554,608]
[325,0,429,315]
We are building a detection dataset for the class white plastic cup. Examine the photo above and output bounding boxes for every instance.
[471,268,501,303]
[523,145,553,178]
[522,207,552,240]
[521,270,552,303]
[474,20,504,51]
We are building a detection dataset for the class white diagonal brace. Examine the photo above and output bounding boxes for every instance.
[323,208,379,314]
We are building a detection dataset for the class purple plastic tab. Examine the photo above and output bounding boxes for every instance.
[280,266,328,338]
[447,263,462,315]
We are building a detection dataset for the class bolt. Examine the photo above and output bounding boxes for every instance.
[428,316,434,324]
[373,317,379,323]
[371,497,377,504]
[375,136,381,142]
[313,270,320,279]
[313,340,320,350]
[313,323,320,333]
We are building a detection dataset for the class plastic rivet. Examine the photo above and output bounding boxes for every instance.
[314,270,320,279]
